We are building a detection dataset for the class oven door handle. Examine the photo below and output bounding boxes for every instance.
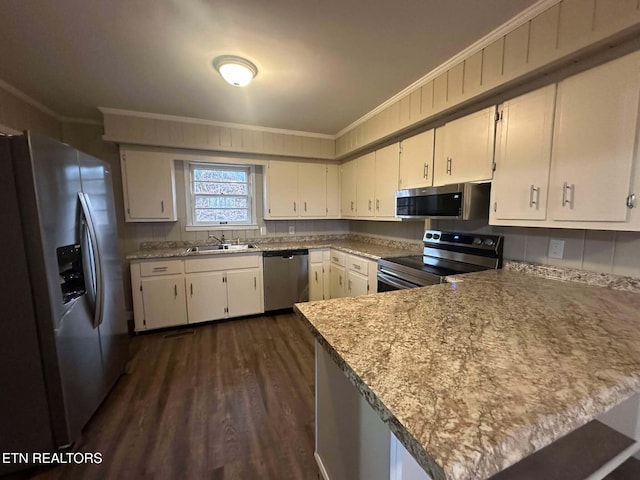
[377,271,421,290]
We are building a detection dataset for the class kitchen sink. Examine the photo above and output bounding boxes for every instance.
[186,244,256,253]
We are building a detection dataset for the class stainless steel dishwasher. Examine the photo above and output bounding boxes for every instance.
[263,249,309,311]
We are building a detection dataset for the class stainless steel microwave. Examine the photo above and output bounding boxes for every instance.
[395,182,491,220]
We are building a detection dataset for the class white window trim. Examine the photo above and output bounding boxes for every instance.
[184,162,258,231]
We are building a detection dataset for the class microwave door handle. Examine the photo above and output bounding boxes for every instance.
[78,192,104,328]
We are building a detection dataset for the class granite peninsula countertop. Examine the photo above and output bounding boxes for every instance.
[294,269,640,480]
[126,239,421,261]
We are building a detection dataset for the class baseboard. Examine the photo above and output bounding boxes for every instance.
[315,451,330,480]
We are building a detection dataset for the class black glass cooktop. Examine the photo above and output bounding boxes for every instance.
[383,255,490,277]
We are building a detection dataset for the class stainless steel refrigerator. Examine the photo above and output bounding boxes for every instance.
[0,132,129,474]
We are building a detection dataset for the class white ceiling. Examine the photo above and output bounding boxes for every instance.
[0,0,537,134]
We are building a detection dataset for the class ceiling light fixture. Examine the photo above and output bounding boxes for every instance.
[213,55,258,87]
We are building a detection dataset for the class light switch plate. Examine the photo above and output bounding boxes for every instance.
[288,225,295,235]
[549,239,565,259]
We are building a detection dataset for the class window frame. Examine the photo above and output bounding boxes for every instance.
[185,162,258,230]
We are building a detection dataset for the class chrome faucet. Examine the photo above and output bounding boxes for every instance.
[208,233,226,244]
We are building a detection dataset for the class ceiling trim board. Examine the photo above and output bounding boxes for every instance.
[0,78,102,126]
[335,0,561,137]
[98,107,335,140]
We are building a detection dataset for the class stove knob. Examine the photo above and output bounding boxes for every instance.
[432,234,440,240]
[483,239,495,247]
[425,233,433,239]
[473,237,482,245]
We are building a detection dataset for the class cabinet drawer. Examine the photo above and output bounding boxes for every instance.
[309,249,324,263]
[185,254,261,273]
[330,250,346,266]
[348,255,369,275]
[140,260,184,277]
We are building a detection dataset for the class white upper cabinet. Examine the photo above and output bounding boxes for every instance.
[548,51,639,223]
[266,160,298,217]
[340,159,357,217]
[489,50,640,231]
[433,106,496,186]
[299,162,327,217]
[356,152,376,217]
[326,163,340,217]
[121,149,177,222]
[491,85,556,221]
[374,143,400,218]
[264,160,339,219]
[399,129,435,190]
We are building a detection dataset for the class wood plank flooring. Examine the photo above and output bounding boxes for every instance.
[13,312,318,480]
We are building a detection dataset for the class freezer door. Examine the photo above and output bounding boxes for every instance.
[0,136,53,473]
[12,133,105,447]
[78,152,129,392]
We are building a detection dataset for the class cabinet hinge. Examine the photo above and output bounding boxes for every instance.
[139,284,142,292]
[399,144,403,154]
[143,319,146,326]
[268,208,271,214]
[127,208,131,214]
[495,111,503,122]
[494,202,497,212]
[367,284,370,292]
[492,162,496,172]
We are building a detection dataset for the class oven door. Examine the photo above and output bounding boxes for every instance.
[377,270,424,292]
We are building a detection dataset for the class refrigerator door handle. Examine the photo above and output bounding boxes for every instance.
[78,192,104,328]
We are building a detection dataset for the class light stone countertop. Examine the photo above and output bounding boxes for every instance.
[125,239,421,261]
[294,269,640,480]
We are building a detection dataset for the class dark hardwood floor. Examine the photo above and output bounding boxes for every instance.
[15,312,318,480]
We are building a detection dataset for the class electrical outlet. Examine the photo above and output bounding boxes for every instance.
[549,239,565,259]
[288,225,295,235]
[260,226,266,235]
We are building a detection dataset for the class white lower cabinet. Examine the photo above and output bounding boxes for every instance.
[330,264,347,299]
[185,272,227,324]
[329,250,377,299]
[226,268,263,317]
[309,249,330,301]
[140,276,188,330]
[131,254,264,331]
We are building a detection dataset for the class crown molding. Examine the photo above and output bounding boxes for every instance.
[98,107,336,140]
[336,0,562,137]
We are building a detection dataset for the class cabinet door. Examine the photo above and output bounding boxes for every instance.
[492,85,556,221]
[548,51,639,222]
[299,162,327,217]
[330,264,346,299]
[347,271,369,297]
[309,263,324,301]
[340,159,357,217]
[432,126,449,186]
[141,277,187,329]
[122,150,176,221]
[185,272,227,324]
[375,143,400,218]
[226,268,263,317]
[399,130,435,189]
[266,160,298,217]
[443,106,496,184]
[322,260,331,301]
[326,163,340,217]
[356,152,376,217]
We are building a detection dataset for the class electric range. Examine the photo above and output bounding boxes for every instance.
[377,230,503,291]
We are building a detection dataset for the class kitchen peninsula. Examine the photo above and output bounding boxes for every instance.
[295,269,640,480]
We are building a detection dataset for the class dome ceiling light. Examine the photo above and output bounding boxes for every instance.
[213,55,258,87]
